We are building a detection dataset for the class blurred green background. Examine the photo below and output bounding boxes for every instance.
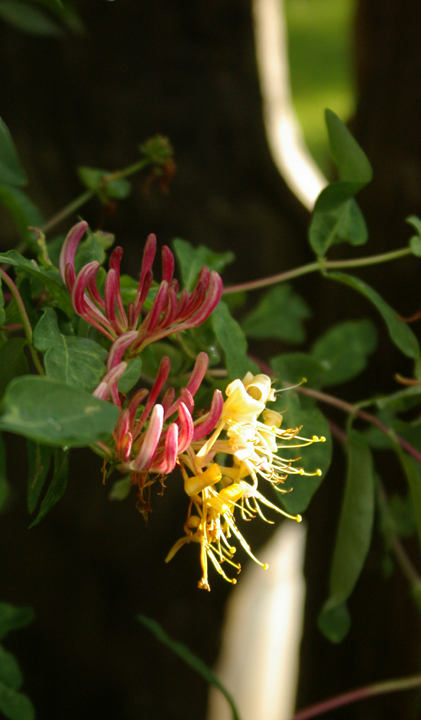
[285,0,356,176]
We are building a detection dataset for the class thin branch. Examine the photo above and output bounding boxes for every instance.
[0,268,44,375]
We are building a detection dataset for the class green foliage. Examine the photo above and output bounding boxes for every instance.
[329,272,420,359]
[241,284,311,343]
[0,118,27,188]
[27,440,54,514]
[33,308,108,392]
[211,301,259,380]
[172,238,234,291]
[0,605,34,641]
[138,615,241,720]
[0,434,8,512]
[77,167,132,201]
[0,338,29,400]
[309,110,372,257]
[397,452,421,553]
[29,448,69,527]
[74,228,114,273]
[319,434,374,642]
[0,250,73,315]
[311,318,377,386]
[0,187,43,249]
[0,0,63,35]
[0,376,119,447]
[406,215,421,257]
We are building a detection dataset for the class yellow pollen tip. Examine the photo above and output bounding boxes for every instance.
[263,563,269,570]
[316,469,322,476]
[296,514,302,522]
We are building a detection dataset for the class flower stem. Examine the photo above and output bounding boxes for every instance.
[222,246,412,295]
[0,268,45,375]
[292,673,421,720]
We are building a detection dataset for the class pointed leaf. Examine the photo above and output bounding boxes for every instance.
[0,376,119,447]
[211,301,259,380]
[325,109,372,184]
[329,272,420,359]
[0,187,43,249]
[270,352,326,389]
[29,448,68,527]
[318,599,351,644]
[138,615,241,720]
[0,0,63,36]
[397,452,421,553]
[309,194,368,257]
[27,440,54,514]
[241,284,311,343]
[173,238,234,291]
[0,118,26,188]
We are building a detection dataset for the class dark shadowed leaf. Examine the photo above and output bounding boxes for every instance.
[29,448,68,527]
[0,682,34,720]
[0,118,26,187]
[0,434,8,512]
[318,599,351,644]
[0,187,42,249]
[329,272,420,359]
[212,301,259,380]
[0,646,23,690]
[0,250,73,315]
[271,352,326,389]
[138,615,241,720]
[241,285,311,343]
[397,452,421,552]
[0,338,29,400]
[0,605,33,641]
[0,376,119,447]
[27,440,54,514]
[0,0,63,36]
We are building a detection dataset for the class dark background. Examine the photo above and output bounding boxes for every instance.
[1,1,421,718]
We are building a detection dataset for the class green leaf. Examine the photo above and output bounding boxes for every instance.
[0,0,63,36]
[0,118,26,188]
[270,353,325,391]
[0,187,43,249]
[77,167,131,200]
[27,440,54,514]
[406,215,421,237]
[374,385,421,412]
[0,276,5,327]
[0,376,119,447]
[329,272,420,359]
[241,285,311,343]
[271,393,332,514]
[33,308,108,391]
[397,452,421,552]
[211,301,259,381]
[74,228,114,274]
[0,682,34,720]
[117,357,142,393]
[29,448,68,527]
[319,434,374,642]
[0,338,29,400]
[311,319,377,386]
[309,194,368,257]
[0,434,9,512]
[318,599,351,644]
[325,109,372,184]
[172,238,234,291]
[108,474,131,501]
[410,236,421,257]
[0,250,73,316]
[0,605,33,641]
[0,646,23,690]
[138,615,241,720]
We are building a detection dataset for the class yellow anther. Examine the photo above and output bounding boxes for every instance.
[184,463,222,496]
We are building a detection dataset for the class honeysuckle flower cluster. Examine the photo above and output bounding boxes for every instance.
[59,223,324,589]
[165,371,325,589]
[59,220,223,354]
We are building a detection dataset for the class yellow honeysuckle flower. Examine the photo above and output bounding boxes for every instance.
[167,372,326,590]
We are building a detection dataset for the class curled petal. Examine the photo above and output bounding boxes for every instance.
[192,389,224,441]
[141,281,168,334]
[136,355,171,431]
[161,245,175,284]
[106,331,138,370]
[92,362,127,404]
[135,234,157,307]
[158,286,179,329]
[59,220,88,287]
[151,423,179,475]
[161,387,175,414]
[109,247,128,328]
[104,268,118,329]
[132,404,164,471]
[133,269,153,324]
[126,388,149,427]
[178,271,223,330]
[177,402,194,453]
[186,352,209,397]
[164,387,193,420]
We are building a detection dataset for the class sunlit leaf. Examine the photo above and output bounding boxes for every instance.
[138,615,241,720]
[241,285,311,343]
[117,357,142,393]
[309,194,368,257]
[329,272,420,359]
[0,376,119,447]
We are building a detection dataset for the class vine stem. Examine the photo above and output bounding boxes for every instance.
[291,673,421,720]
[297,385,421,466]
[0,268,44,375]
[222,246,412,295]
